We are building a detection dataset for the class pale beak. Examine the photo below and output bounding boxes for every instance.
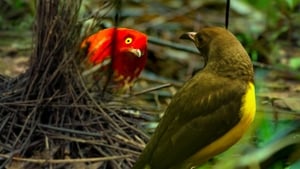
[128,48,143,58]
[180,32,197,42]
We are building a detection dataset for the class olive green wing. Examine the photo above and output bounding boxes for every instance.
[147,72,247,169]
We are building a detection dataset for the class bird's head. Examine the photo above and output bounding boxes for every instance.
[115,28,147,60]
[180,27,244,66]
[111,28,148,85]
[180,27,253,80]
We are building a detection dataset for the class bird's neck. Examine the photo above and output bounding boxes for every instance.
[206,54,254,82]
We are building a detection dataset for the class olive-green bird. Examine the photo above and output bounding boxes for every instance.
[132,27,256,169]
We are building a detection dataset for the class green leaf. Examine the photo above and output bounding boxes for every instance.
[289,57,300,70]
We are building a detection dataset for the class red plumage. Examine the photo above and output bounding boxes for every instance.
[81,28,148,89]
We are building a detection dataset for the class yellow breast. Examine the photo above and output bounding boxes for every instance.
[185,82,256,168]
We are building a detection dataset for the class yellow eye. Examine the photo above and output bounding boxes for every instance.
[125,37,133,44]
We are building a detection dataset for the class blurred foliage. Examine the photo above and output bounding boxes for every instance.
[0,0,35,30]
[237,0,300,70]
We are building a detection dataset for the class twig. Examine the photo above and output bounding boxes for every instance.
[0,154,132,164]
[149,36,294,72]
[132,83,173,96]
[38,124,103,137]
[81,58,111,76]
[148,36,199,55]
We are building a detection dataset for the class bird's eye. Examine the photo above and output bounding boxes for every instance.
[125,37,133,44]
[196,34,204,42]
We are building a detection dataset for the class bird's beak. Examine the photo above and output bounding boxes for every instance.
[180,32,197,42]
[128,48,143,58]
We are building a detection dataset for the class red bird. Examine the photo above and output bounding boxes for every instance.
[81,27,148,89]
